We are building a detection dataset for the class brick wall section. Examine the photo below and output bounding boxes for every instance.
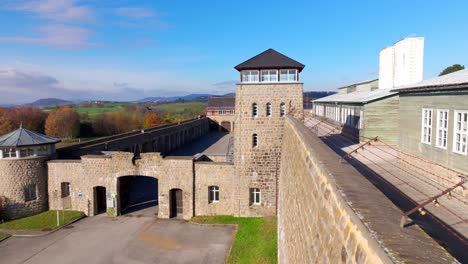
[234,83,303,216]
[194,162,237,216]
[278,116,455,263]
[48,152,194,220]
[0,157,48,220]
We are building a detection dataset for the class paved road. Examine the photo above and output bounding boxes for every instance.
[0,211,235,264]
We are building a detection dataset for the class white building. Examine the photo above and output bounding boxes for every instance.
[378,37,424,89]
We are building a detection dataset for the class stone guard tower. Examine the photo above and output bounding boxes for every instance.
[234,49,304,216]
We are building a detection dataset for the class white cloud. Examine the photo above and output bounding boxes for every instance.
[4,0,94,22]
[0,24,99,48]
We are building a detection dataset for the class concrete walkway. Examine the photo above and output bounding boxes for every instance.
[0,213,235,264]
[304,115,468,259]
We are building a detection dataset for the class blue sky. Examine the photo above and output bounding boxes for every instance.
[0,0,467,104]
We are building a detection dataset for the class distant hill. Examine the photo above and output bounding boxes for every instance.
[303,91,336,100]
[136,94,215,103]
[24,98,73,108]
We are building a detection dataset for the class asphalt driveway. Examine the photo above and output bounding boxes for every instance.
[0,209,236,264]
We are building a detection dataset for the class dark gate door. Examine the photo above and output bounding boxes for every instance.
[170,189,183,218]
[221,121,231,132]
[94,186,107,215]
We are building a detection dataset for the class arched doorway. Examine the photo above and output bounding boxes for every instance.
[117,176,158,215]
[221,121,231,132]
[169,189,183,218]
[93,186,107,215]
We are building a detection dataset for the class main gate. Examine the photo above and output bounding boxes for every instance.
[117,176,158,215]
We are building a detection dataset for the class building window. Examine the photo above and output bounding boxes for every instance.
[261,70,278,82]
[252,134,258,147]
[250,188,261,205]
[242,70,259,83]
[421,108,433,144]
[208,186,219,203]
[61,182,71,198]
[453,110,468,155]
[252,103,258,117]
[436,109,449,149]
[280,103,286,117]
[24,184,37,202]
[266,103,272,117]
[280,69,297,82]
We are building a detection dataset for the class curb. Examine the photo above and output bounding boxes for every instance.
[189,220,239,264]
[0,234,11,243]
[0,215,86,238]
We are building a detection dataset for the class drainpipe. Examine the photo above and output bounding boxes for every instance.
[192,157,196,217]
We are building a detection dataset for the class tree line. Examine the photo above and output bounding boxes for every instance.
[0,105,203,139]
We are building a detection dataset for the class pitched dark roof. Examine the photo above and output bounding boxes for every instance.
[234,49,305,72]
[207,96,235,108]
[0,126,61,147]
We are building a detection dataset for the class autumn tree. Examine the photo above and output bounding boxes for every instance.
[0,107,47,134]
[92,112,142,136]
[0,108,13,135]
[45,106,81,138]
[143,113,163,128]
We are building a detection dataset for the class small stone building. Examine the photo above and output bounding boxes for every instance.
[393,69,468,175]
[206,96,235,132]
[0,126,60,220]
[313,81,399,143]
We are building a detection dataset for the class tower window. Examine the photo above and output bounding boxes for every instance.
[208,186,220,203]
[266,103,272,117]
[280,103,286,117]
[280,69,297,82]
[242,70,259,83]
[261,70,278,82]
[252,103,258,117]
[249,188,261,205]
[252,134,258,147]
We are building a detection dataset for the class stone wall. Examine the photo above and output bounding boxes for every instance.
[194,162,237,216]
[278,116,454,263]
[0,157,48,220]
[48,152,194,220]
[234,83,303,216]
[57,117,211,159]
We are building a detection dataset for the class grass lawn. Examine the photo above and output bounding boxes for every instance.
[192,216,277,264]
[0,233,10,240]
[75,107,122,119]
[0,210,85,231]
[153,102,205,112]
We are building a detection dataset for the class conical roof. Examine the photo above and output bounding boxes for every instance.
[234,48,305,72]
[0,125,60,147]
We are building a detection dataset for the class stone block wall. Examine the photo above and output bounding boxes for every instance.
[48,152,194,220]
[0,157,48,220]
[234,83,303,217]
[278,116,454,264]
[194,162,237,216]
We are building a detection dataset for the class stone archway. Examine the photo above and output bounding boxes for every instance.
[117,176,158,215]
[169,188,183,218]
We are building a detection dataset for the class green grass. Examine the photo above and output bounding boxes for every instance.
[56,137,101,148]
[0,210,85,231]
[0,233,10,240]
[76,107,122,119]
[153,102,205,112]
[192,216,277,264]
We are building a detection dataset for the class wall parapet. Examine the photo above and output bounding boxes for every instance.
[278,116,454,263]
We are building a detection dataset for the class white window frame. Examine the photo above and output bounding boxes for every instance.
[435,109,449,149]
[453,110,468,155]
[280,103,286,117]
[421,108,433,145]
[250,188,261,205]
[209,186,220,203]
[252,134,258,148]
[252,103,258,117]
[261,69,278,82]
[266,103,272,117]
[280,69,297,82]
[242,70,259,83]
